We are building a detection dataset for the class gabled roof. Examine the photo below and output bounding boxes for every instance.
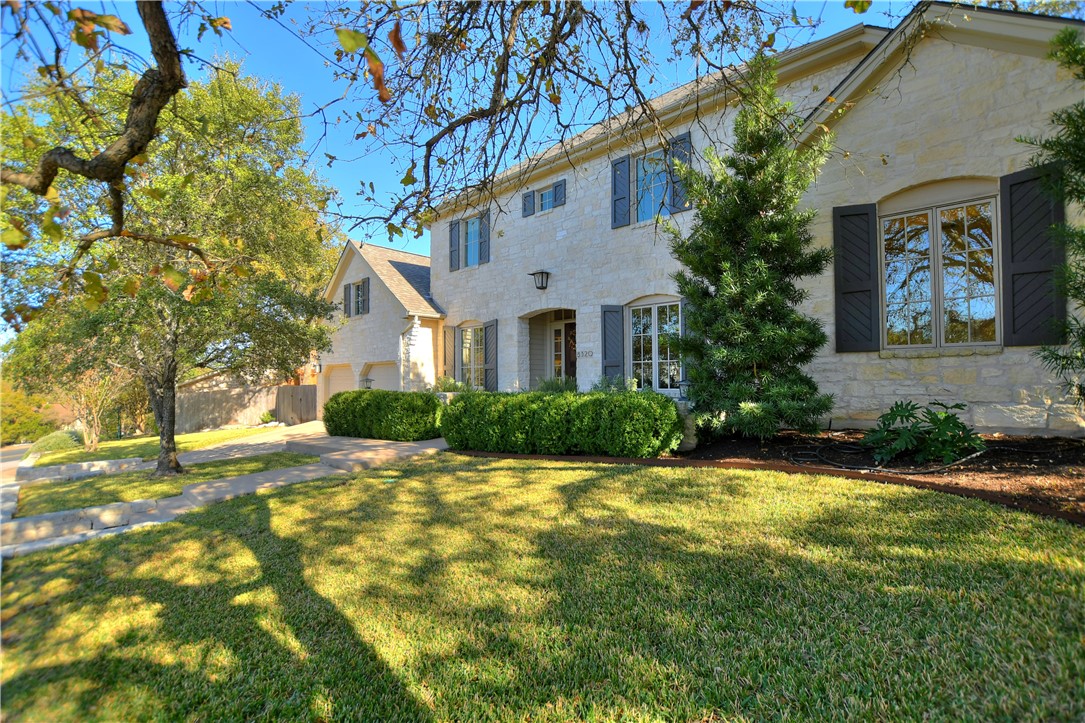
[800,1,1085,143]
[325,241,444,318]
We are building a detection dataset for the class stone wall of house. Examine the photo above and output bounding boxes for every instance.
[317,250,413,409]
[428,17,1084,434]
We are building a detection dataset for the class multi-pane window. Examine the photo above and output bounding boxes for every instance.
[882,198,997,347]
[538,187,556,212]
[463,217,481,268]
[353,278,369,316]
[460,326,485,389]
[630,302,681,391]
[636,151,670,223]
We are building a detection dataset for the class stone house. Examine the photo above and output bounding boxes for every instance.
[320,2,1084,435]
[317,241,444,415]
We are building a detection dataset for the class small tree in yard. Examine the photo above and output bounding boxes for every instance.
[669,54,833,440]
[1030,28,1085,406]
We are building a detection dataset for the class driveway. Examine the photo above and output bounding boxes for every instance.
[0,444,31,482]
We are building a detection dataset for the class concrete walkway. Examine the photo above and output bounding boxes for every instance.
[1,427,447,559]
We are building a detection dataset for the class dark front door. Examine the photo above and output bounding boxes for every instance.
[564,322,577,379]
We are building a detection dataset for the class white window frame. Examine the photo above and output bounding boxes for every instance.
[628,301,682,394]
[353,278,369,316]
[459,325,486,389]
[538,186,556,212]
[635,150,671,223]
[462,217,481,268]
[879,195,1001,350]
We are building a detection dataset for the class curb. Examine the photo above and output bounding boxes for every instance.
[453,450,1085,527]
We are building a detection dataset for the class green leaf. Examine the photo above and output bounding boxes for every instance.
[844,0,872,13]
[122,277,141,298]
[169,234,200,246]
[92,14,130,34]
[160,265,186,292]
[2,227,29,250]
[336,28,370,54]
[400,163,417,186]
[139,187,165,200]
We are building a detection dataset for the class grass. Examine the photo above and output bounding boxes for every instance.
[2,454,1083,721]
[16,453,318,517]
[34,427,275,467]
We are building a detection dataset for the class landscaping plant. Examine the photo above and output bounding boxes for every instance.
[323,390,442,441]
[669,54,833,439]
[536,376,578,393]
[25,429,81,456]
[1029,27,1085,406]
[862,400,986,466]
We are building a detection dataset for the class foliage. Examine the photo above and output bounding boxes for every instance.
[26,429,82,456]
[535,377,578,393]
[430,376,471,393]
[862,400,986,466]
[669,54,833,440]
[259,410,277,425]
[34,427,274,467]
[323,390,442,441]
[1029,27,1085,406]
[0,379,57,445]
[2,455,1083,721]
[17,452,317,518]
[440,391,682,458]
[3,65,337,473]
[589,376,640,393]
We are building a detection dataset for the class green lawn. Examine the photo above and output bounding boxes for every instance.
[2,455,1082,721]
[16,453,318,517]
[34,427,275,467]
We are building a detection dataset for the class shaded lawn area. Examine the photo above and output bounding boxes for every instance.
[2,454,1083,721]
[16,453,318,517]
[34,427,275,467]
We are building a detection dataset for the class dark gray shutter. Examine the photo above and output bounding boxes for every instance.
[449,220,460,272]
[360,278,370,314]
[343,283,352,318]
[611,156,630,228]
[601,305,624,379]
[443,326,455,377]
[522,191,535,217]
[483,319,498,391]
[1000,167,1066,346]
[833,204,880,352]
[479,210,491,265]
[553,179,566,207]
[669,132,692,213]
[454,327,463,381]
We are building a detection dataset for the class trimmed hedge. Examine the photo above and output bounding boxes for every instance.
[26,429,82,455]
[323,390,441,441]
[440,391,683,458]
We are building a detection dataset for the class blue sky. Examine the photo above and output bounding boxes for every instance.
[4,1,916,257]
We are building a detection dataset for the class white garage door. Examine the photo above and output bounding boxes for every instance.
[324,365,356,398]
[367,363,399,391]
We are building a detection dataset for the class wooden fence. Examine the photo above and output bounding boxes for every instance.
[176,385,316,434]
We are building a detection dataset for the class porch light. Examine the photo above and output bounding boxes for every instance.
[678,378,691,401]
[529,270,551,290]
[360,377,374,389]
[312,361,322,374]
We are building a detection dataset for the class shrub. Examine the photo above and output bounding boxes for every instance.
[26,429,82,456]
[259,410,276,424]
[323,390,441,441]
[431,376,470,392]
[862,400,986,466]
[536,376,578,393]
[1,381,57,445]
[440,391,683,458]
[590,375,638,392]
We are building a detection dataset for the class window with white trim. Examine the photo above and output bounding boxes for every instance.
[630,302,681,391]
[462,217,481,268]
[538,186,556,212]
[636,150,671,223]
[881,197,998,347]
[459,326,485,389]
[353,278,369,316]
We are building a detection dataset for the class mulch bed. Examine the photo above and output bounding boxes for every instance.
[685,431,1085,523]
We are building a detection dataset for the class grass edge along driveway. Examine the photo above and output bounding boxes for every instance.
[16,452,319,517]
[2,454,1082,721]
[34,427,276,467]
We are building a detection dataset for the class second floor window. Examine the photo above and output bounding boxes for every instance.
[354,278,370,316]
[463,217,480,268]
[636,151,671,223]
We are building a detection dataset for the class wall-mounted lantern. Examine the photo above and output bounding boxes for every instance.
[528,270,551,290]
[360,377,374,389]
[677,378,691,401]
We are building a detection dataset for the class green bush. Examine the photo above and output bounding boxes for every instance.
[440,391,683,458]
[536,377,578,393]
[431,376,470,392]
[862,400,986,466]
[26,429,82,456]
[323,390,442,441]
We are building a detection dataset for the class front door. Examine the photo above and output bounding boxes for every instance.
[551,321,577,380]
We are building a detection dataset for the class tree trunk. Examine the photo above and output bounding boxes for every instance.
[145,364,182,476]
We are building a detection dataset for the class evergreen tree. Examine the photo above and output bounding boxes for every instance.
[669,54,833,439]
[1031,27,1085,406]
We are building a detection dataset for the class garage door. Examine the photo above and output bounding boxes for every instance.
[367,363,399,391]
[324,365,355,398]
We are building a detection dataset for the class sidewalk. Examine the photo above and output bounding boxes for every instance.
[1,428,448,559]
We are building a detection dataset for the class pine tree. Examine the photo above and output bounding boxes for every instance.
[1031,27,1085,406]
[669,54,833,439]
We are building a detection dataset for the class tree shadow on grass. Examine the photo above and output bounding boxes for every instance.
[1,480,433,721]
